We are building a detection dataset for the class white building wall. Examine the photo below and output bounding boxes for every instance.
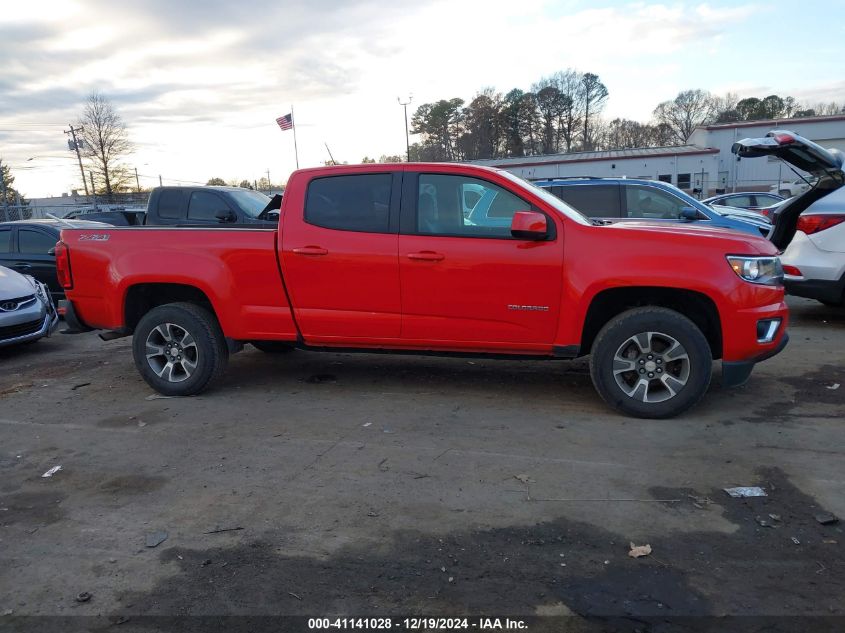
[495,153,721,194]
[687,116,845,192]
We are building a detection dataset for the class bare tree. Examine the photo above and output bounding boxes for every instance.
[580,73,609,151]
[78,92,132,195]
[653,89,715,144]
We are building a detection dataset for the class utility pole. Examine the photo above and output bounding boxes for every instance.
[266,169,270,191]
[398,96,413,162]
[89,171,98,211]
[159,175,163,186]
[64,124,89,196]
[134,167,140,192]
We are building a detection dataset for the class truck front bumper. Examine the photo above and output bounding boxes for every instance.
[722,332,789,387]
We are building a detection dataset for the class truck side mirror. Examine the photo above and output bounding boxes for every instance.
[215,210,236,223]
[511,211,547,240]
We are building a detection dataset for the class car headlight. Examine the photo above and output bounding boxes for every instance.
[726,256,784,286]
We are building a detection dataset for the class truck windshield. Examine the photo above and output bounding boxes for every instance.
[228,190,272,218]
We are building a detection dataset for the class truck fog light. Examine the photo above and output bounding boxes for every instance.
[757,318,781,344]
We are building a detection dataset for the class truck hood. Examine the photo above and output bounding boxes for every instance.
[731,130,845,250]
[0,265,38,300]
[600,221,777,255]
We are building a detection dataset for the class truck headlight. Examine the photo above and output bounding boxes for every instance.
[726,256,784,286]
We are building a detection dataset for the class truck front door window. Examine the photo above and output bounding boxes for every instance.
[419,174,529,237]
[188,191,231,222]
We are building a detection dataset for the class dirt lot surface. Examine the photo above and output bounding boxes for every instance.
[1,297,843,632]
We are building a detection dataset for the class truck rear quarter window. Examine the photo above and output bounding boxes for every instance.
[157,190,184,219]
[552,184,621,218]
[305,174,391,233]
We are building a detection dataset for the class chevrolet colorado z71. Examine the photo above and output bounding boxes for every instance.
[56,132,843,417]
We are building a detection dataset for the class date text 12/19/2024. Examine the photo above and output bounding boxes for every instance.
[308,618,528,630]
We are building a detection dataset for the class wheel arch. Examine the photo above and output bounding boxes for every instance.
[579,286,723,359]
[124,283,217,333]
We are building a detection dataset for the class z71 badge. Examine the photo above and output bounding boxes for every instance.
[78,234,110,241]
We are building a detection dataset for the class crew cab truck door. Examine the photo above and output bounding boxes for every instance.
[398,171,563,349]
[280,171,402,342]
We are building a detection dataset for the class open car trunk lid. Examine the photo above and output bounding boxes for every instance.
[731,131,845,250]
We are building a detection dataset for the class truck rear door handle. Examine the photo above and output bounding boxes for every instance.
[292,246,328,256]
[12,262,32,270]
[407,251,445,262]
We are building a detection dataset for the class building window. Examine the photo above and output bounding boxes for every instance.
[677,173,691,189]
[658,174,672,183]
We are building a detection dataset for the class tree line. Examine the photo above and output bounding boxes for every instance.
[408,68,845,161]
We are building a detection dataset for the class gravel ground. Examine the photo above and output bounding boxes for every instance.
[0,297,843,632]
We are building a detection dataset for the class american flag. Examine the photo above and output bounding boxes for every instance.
[275,113,293,131]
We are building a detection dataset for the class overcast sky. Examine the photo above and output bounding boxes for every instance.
[2,0,844,197]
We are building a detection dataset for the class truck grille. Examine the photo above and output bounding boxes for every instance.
[0,318,42,340]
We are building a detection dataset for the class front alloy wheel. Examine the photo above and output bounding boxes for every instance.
[590,307,712,418]
[612,331,690,403]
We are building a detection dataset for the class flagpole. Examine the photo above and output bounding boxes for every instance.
[291,105,300,169]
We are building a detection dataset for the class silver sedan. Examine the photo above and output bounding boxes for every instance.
[0,264,59,348]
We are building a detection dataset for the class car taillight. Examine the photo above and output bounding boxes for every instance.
[783,265,802,276]
[796,214,845,235]
[55,241,73,289]
[758,208,772,218]
[773,132,795,145]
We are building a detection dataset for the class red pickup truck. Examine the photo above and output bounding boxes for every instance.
[58,146,819,418]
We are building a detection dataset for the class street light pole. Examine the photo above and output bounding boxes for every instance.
[398,96,413,162]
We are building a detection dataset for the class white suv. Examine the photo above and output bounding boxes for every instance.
[780,186,845,306]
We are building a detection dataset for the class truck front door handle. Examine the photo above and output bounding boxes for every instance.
[12,262,32,270]
[407,251,445,262]
[292,246,328,256]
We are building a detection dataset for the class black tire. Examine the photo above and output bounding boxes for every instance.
[589,307,712,419]
[251,341,295,353]
[778,189,791,197]
[132,302,228,396]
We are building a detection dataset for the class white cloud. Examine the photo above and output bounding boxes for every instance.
[4,0,844,197]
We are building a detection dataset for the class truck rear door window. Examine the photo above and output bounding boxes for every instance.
[552,184,620,218]
[0,228,11,253]
[158,190,184,219]
[305,174,391,233]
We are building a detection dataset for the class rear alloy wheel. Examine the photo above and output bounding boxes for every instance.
[132,302,228,396]
[778,189,791,197]
[589,307,712,418]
